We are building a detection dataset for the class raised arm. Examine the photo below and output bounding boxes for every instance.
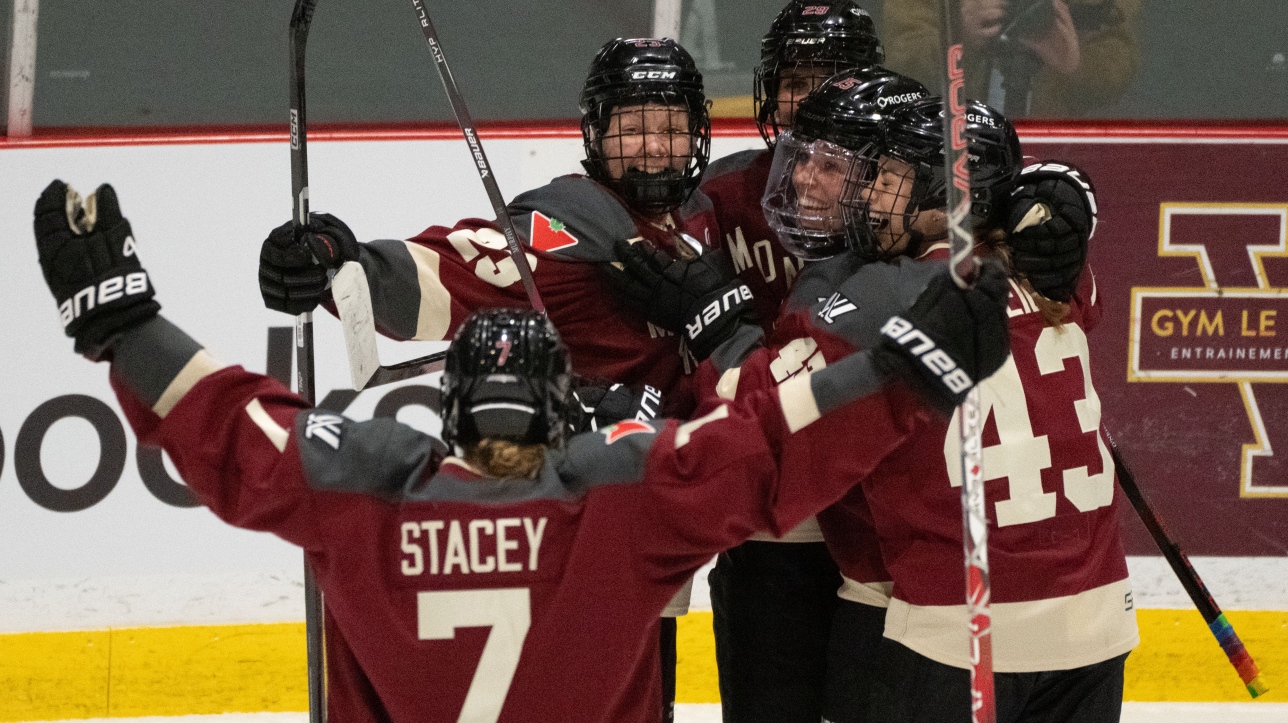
[35,180,440,550]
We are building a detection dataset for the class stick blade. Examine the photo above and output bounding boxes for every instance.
[332,261,381,390]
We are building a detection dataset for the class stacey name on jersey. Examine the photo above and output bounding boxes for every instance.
[399,515,548,577]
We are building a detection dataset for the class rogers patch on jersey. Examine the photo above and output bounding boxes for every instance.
[529,210,579,252]
[603,420,655,444]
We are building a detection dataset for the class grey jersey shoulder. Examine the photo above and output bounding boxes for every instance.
[506,175,637,263]
[797,255,947,350]
[295,412,440,498]
[701,149,766,186]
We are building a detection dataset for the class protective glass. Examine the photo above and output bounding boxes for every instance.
[762,131,874,260]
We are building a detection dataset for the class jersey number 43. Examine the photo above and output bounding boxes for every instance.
[944,325,1116,527]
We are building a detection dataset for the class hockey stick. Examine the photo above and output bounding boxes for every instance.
[1102,428,1269,699]
[288,3,327,721]
[332,262,448,390]
[407,0,545,313]
[938,2,995,721]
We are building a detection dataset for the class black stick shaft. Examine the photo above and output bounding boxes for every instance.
[289,3,326,722]
[1103,428,1222,622]
[407,0,545,313]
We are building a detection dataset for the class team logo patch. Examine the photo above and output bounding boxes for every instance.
[818,292,857,324]
[603,420,655,444]
[304,413,344,450]
[529,211,579,252]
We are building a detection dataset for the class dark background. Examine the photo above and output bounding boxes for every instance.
[2,0,1284,130]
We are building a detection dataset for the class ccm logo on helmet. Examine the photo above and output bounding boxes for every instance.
[631,70,678,80]
[59,271,150,328]
[880,315,973,393]
[877,91,926,108]
[686,285,753,340]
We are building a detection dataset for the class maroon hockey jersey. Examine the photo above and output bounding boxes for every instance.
[699,244,1138,670]
[853,253,1138,672]
[340,174,718,416]
[700,149,803,325]
[107,315,913,722]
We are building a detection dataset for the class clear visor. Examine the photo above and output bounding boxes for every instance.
[761,131,874,261]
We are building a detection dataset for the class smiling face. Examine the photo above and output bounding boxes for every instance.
[855,153,950,256]
[789,138,856,233]
[600,102,693,181]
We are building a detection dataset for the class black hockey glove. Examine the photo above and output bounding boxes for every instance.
[33,180,161,360]
[1007,162,1096,303]
[606,238,744,329]
[569,380,664,434]
[871,261,1011,414]
[258,212,360,314]
[604,238,756,361]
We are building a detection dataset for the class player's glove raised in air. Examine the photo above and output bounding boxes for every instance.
[871,260,1011,414]
[606,238,755,361]
[569,380,664,434]
[258,212,360,314]
[33,180,161,360]
[1007,162,1096,303]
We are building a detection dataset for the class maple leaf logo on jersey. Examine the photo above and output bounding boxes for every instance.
[529,211,579,252]
[602,420,655,444]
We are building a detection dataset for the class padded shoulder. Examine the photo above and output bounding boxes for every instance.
[554,420,660,493]
[701,149,766,185]
[295,412,440,498]
[795,255,947,350]
[506,175,638,263]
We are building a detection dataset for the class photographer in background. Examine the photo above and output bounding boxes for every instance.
[882,0,1140,117]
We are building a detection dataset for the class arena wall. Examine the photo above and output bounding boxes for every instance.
[1,124,1285,719]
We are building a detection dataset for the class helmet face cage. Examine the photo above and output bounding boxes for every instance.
[440,310,573,454]
[848,97,1022,258]
[755,60,854,147]
[840,148,930,261]
[753,0,885,146]
[763,131,875,261]
[580,39,711,216]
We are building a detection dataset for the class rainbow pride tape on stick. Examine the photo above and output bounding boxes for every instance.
[1105,429,1268,699]
[1209,613,1269,698]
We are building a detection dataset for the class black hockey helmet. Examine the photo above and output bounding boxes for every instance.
[440,309,574,453]
[843,96,1022,261]
[761,66,927,260]
[754,0,885,146]
[580,38,711,216]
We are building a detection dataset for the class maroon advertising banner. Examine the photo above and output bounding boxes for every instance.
[1021,131,1288,556]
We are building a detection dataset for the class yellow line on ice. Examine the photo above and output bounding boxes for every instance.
[1,610,1283,720]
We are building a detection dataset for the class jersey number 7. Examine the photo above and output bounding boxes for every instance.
[944,324,1116,527]
[418,588,533,721]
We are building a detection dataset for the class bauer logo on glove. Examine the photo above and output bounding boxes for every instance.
[879,315,973,394]
[33,180,161,360]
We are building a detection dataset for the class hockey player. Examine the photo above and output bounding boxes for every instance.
[703,0,885,322]
[821,99,1137,721]
[258,37,729,416]
[31,178,1011,723]
[256,37,735,719]
[689,95,1016,723]
[611,64,929,723]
